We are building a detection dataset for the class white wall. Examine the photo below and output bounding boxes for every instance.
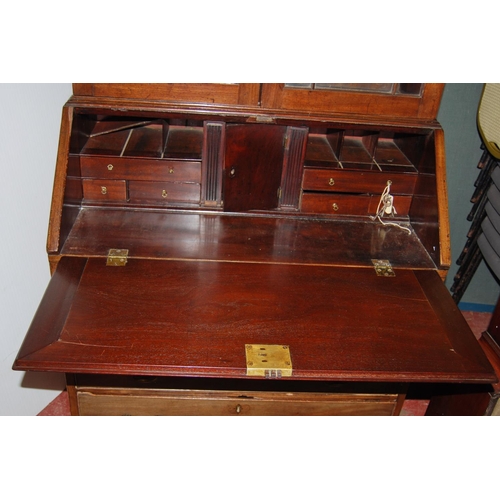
[0,84,72,415]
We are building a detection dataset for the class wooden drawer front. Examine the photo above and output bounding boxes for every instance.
[301,193,369,216]
[128,181,200,204]
[301,193,412,216]
[81,156,201,183]
[302,168,416,195]
[82,179,127,201]
[77,388,400,416]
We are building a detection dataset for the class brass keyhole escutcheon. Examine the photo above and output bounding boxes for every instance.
[107,164,114,171]
[329,178,335,186]
[332,203,339,211]
[161,190,168,198]
[236,404,242,414]
[101,186,107,195]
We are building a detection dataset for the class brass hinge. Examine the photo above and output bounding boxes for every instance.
[106,249,129,266]
[372,259,395,277]
[245,344,292,378]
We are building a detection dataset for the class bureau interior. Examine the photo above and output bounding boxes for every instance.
[78,116,204,159]
[56,111,443,271]
[304,127,426,173]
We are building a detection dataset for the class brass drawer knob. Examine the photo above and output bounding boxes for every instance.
[235,404,242,414]
[101,186,107,195]
[107,164,114,171]
[329,178,335,186]
[161,190,168,198]
[169,168,175,174]
[332,203,339,211]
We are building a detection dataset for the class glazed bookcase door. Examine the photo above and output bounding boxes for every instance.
[259,84,445,120]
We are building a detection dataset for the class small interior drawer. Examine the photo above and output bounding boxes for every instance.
[301,193,412,217]
[302,169,416,195]
[128,181,200,204]
[301,193,370,215]
[82,179,127,202]
[80,156,202,183]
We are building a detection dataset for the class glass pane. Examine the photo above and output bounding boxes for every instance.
[314,83,394,93]
[284,83,424,96]
[284,83,313,89]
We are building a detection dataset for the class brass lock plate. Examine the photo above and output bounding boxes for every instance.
[245,344,292,378]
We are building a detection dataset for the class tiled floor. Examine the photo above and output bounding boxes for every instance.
[37,311,493,416]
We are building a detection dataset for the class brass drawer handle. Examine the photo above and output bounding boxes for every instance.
[101,186,107,195]
[161,190,168,198]
[329,178,335,186]
[332,203,339,211]
[107,164,114,171]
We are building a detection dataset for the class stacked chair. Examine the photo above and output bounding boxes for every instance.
[451,144,499,303]
[444,84,500,415]
[452,84,500,306]
[476,84,500,308]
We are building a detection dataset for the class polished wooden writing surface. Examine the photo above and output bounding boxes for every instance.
[16,257,493,383]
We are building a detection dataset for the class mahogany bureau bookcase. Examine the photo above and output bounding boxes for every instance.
[13,83,496,416]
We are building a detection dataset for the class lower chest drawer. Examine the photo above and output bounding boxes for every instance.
[76,387,402,416]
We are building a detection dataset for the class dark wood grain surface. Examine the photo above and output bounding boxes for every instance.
[58,208,433,268]
[14,257,495,383]
[59,209,433,268]
[223,124,286,212]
